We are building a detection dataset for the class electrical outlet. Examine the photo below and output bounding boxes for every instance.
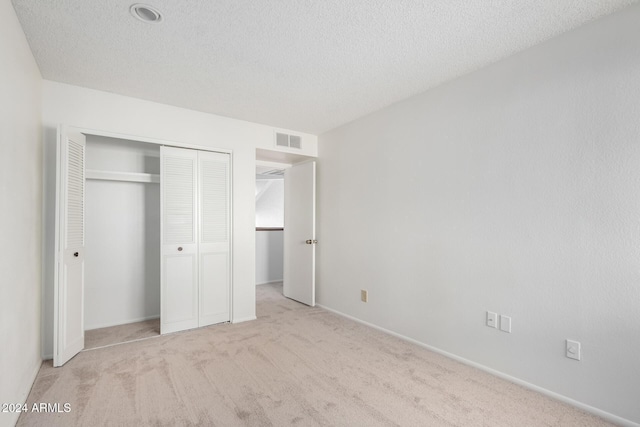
[499,315,512,333]
[361,290,368,303]
[566,340,581,361]
[486,311,498,328]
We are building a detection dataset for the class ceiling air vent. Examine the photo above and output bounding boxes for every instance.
[275,132,302,150]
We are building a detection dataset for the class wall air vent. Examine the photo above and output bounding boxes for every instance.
[275,132,302,150]
[289,135,301,149]
[276,133,289,147]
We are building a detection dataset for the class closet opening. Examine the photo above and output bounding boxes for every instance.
[84,135,161,349]
[53,126,233,365]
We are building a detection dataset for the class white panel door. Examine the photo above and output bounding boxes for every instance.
[54,126,86,367]
[161,146,198,334]
[198,151,231,326]
[283,161,316,306]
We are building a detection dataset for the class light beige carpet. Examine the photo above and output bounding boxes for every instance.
[18,283,612,426]
[85,318,160,350]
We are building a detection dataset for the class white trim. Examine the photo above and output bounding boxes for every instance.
[72,126,233,155]
[52,126,62,364]
[84,315,161,331]
[82,334,162,352]
[228,150,234,325]
[40,132,50,361]
[85,169,160,183]
[256,159,292,169]
[256,174,284,180]
[231,316,256,324]
[256,280,283,286]
[316,303,639,427]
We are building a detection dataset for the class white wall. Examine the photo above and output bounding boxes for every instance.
[256,179,284,228]
[41,81,317,357]
[84,136,160,329]
[0,2,42,426]
[256,230,284,285]
[317,4,640,426]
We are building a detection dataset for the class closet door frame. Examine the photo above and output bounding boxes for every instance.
[52,126,233,363]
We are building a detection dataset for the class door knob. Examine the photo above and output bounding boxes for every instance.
[73,252,79,257]
[305,240,318,244]
[177,247,183,252]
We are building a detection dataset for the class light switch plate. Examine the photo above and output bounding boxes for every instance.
[499,315,512,333]
[487,311,498,328]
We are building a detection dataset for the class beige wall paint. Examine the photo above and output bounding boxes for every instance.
[317,4,640,425]
[0,1,43,426]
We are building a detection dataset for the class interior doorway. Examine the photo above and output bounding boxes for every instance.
[254,156,317,308]
[255,163,286,294]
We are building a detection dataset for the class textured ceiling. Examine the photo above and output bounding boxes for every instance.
[12,0,637,134]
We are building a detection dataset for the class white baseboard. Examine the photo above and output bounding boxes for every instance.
[85,315,160,331]
[316,303,639,427]
[256,280,283,286]
[232,316,257,324]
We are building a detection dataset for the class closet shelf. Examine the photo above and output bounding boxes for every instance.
[86,169,160,183]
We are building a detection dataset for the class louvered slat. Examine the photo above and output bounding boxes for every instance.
[66,139,84,249]
[200,158,228,243]
[163,156,195,243]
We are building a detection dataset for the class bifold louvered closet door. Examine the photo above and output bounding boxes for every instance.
[53,127,86,367]
[161,146,230,334]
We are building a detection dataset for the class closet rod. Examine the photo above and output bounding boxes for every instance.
[86,169,160,184]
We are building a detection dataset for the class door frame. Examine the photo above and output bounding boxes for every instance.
[52,125,234,364]
[254,156,317,306]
